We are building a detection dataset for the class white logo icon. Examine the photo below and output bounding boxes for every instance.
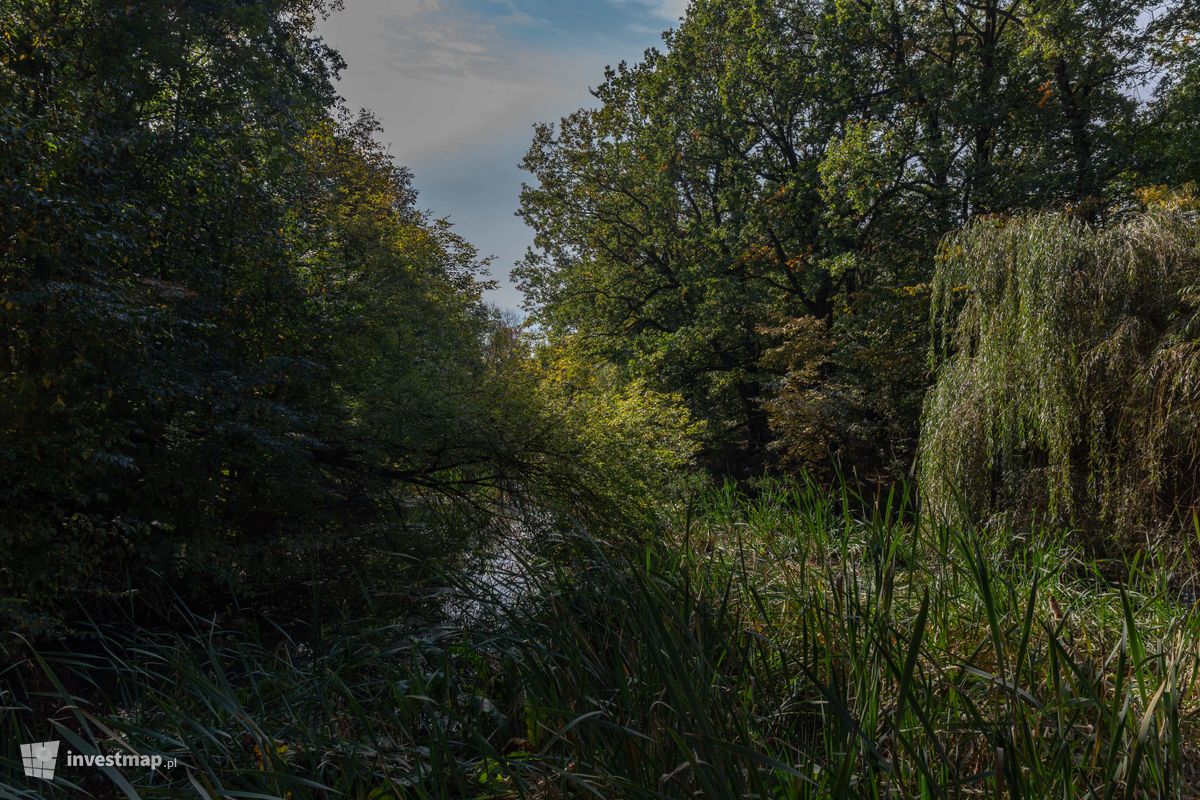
[20,740,60,781]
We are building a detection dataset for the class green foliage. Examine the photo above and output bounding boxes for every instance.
[4,0,1200,790]
[534,335,706,517]
[1,0,342,629]
[0,0,538,630]
[1145,4,1200,185]
[6,481,1200,797]
[517,0,1180,479]
[921,194,1200,541]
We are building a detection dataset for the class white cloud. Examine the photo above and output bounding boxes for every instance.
[321,0,609,164]
[317,0,677,308]
[652,0,687,20]
[389,0,443,16]
[610,0,685,23]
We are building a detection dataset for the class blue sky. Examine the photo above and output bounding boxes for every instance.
[319,0,685,311]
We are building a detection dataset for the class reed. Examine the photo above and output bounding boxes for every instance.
[4,479,1198,798]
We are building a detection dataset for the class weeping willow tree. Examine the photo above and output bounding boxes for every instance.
[920,191,1200,544]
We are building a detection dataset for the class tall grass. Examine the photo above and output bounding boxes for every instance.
[4,479,1200,798]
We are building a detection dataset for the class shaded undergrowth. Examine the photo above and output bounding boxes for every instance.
[4,479,1200,798]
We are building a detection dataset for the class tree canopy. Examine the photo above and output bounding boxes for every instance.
[3,0,1198,630]
[517,0,1191,480]
[922,191,1200,540]
[1,0,688,630]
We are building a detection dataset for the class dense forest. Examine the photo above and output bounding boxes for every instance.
[2,0,1199,797]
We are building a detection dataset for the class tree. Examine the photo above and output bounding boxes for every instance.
[1,0,345,628]
[517,0,1167,480]
[0,0,520,629]
[1144,2,1200,185]
[921,191,1200,542]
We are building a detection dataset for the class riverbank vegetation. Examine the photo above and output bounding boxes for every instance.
[3,0,1200,797]
[7,483,1200,797]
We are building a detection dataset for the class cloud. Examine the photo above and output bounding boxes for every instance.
[609,0,686,23]
[318,0,679,308]
[377,14,499,81]
[322,0,624,163]
[650,0,687,20]
[373,0,443,18]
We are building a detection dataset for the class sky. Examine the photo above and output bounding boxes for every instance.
[318,0,687,312]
